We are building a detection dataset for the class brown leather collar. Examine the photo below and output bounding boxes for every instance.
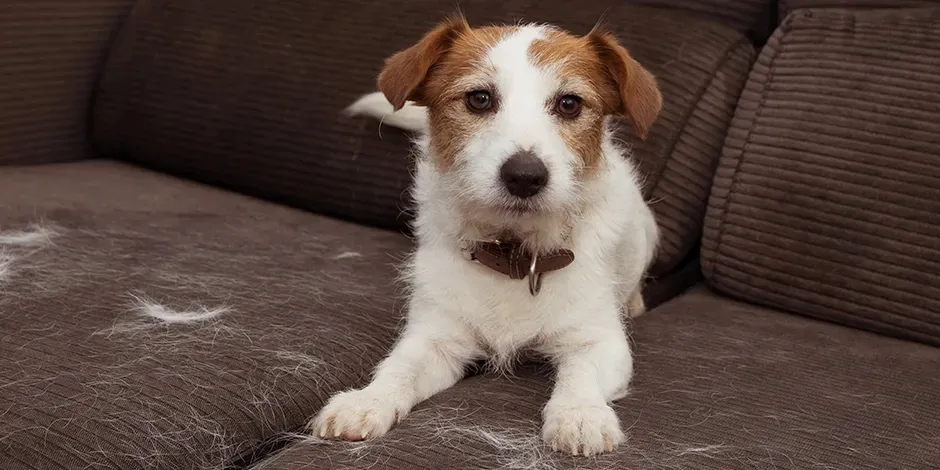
[469,239,575,294]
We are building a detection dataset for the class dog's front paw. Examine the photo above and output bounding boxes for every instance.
[308,389,402,441]
[542,402,625,456]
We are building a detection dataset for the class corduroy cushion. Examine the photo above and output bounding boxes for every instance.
[251,286,940,470]
[0,161,409,469]
[628,0,775,39]
[780,0,938,18]
[0,1,136,166]
[702,8,940,346]
[91,0,755,276]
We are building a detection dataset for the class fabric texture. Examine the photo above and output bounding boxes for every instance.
[0,161,410,469]
[643,255,702,308]
[702,8,940,346]
[91,0,755,276]
[0,0,137,166]
[627,0,775,38]
[0,160,700,469]
[780,0,938,18]
[250,286,940,470]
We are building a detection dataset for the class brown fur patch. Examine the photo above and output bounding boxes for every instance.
[587,31,663,139]
[377,16,470,110]
[529,29,614,172]
[377,18,661,172]
[421,25,516,170]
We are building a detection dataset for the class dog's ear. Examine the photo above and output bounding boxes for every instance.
[378,15,469,110]
[588,30,662,140]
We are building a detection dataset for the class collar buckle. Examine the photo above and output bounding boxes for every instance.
[528,253,543,296]
[468,239,573,297]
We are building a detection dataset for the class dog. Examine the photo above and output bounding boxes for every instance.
[310,15,661,456]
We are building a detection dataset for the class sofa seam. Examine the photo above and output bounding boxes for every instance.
[707,14,796,281]
[90,0,157,160]
[646,33,751,203]
[649,34,755,274]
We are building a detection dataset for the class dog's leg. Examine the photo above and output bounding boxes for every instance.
[626,288,646,318]
[539,318,631,456]
[309,315,478,441]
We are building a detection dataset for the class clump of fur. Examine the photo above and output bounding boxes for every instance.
[0,224,57,286]
[129,292,231,324]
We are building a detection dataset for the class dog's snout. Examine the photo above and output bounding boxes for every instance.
[499,151,549,199]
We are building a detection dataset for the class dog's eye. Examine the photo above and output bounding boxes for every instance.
[466,90,493,113]
[556,95,582,118]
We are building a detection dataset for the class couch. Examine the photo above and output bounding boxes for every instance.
[1,1,938,469]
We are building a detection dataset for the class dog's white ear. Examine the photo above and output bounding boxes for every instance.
[378,15,469,111]
[588,30,662,140]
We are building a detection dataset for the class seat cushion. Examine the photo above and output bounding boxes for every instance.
[0,160,695,469]
[91,0,755,275]
[701,7,940,346]
[251,286,940,470]
[0,161,409,469]
[0,1,137,165]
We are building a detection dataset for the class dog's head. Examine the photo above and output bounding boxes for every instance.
[379,16,661,222]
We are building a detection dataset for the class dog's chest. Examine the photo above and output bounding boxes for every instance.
[420,247,607,354]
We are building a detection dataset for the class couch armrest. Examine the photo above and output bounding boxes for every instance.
[0,1,137,166]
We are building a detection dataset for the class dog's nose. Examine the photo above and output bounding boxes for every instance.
[499,150,549,199]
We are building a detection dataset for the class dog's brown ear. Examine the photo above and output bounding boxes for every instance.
[378,15,469,110]
[588,30,662,140]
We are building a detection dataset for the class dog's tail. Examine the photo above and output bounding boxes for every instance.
[345,92,428,133]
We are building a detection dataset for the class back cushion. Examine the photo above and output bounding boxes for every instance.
[780,1,939,18]
[702,7,940,346]
[628,0,775,38]
[0,0,136,165]
[92,0,755,277]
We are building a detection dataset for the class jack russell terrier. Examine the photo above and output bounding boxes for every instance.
[311,15,661,456]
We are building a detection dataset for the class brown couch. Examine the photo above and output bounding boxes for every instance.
[1,1,938,469]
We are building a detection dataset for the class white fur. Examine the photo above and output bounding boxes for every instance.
[0,249,14,283]
[0,225,57,286]
[0,226,56,247]
[315,25,659,456]
[129,293,230,324]
[345,92,428,133]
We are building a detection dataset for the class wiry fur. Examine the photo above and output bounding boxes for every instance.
[128,292,231,325]
[314,18,661,457]
[0,225,58,286]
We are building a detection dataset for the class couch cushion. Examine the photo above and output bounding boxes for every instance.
[91,0,755,276]
[701,8,940,346]
[0,0,137,166]
[248,286,940,470]
[628,0,775,39]
[0,161,409,469]
[780,0,938,18]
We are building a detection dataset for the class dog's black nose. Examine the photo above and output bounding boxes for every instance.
[499,150,549,199]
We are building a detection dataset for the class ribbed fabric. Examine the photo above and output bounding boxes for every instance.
[254,286,940,470]
[0,161,409,469]
[628,0,775,37]
[92,0,755,275]
[702,8,940,345]
[0,161,705,470]
[644,42,755,274]
[93,0,539,233]
[780,0,938,18]
[0,1,136,165]
[522,3,757,275]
